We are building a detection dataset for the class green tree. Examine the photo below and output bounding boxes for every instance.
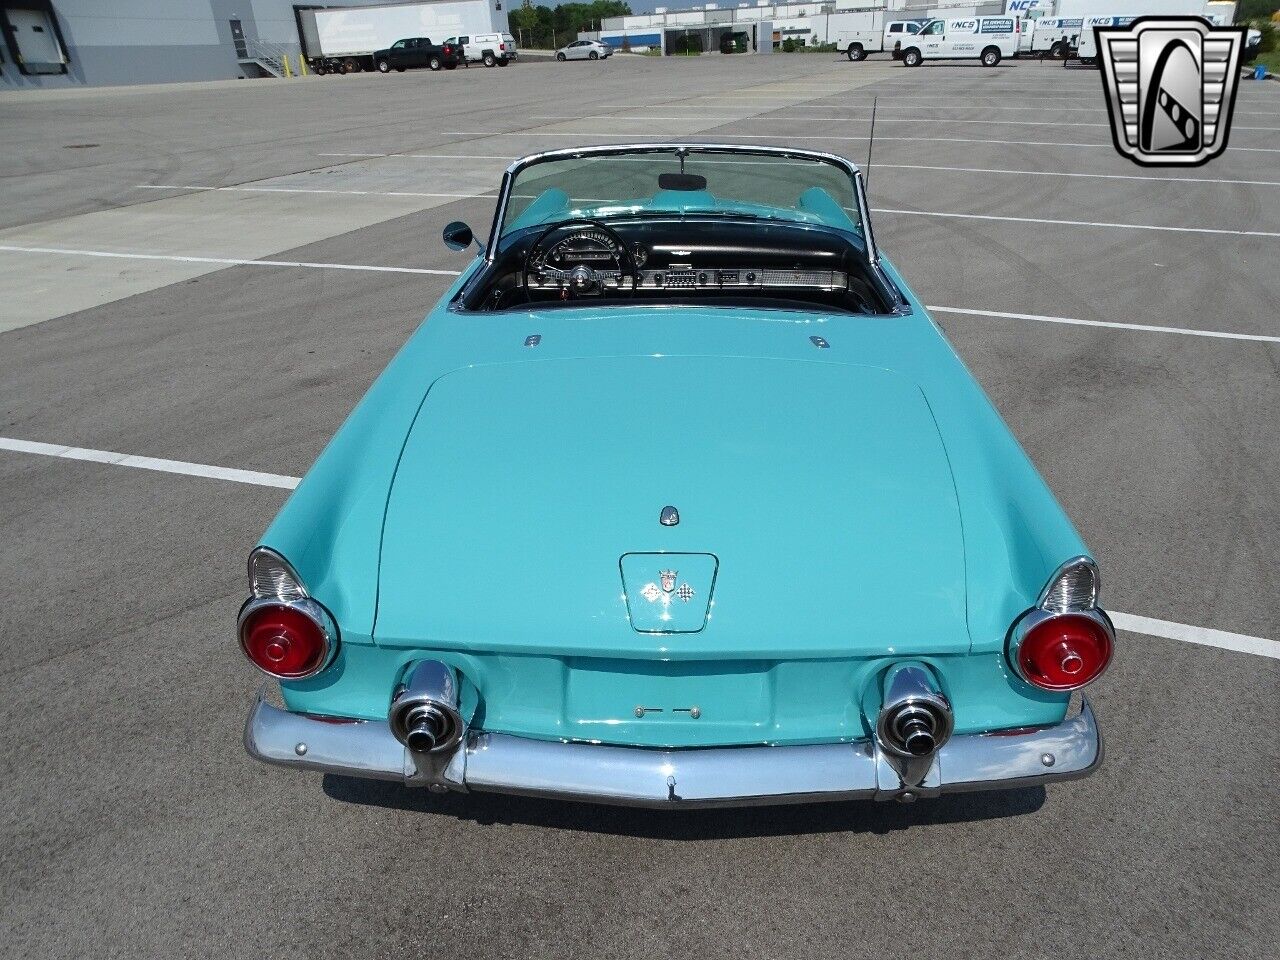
[509,1,632,49]
[1237,0,1279,20]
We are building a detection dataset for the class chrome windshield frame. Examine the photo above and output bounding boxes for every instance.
[483,142,882,268]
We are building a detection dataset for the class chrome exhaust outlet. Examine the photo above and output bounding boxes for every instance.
[876,663,954,789]
[389,660,465,755]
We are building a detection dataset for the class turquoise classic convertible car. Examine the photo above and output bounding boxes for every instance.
[240,144,1113,806]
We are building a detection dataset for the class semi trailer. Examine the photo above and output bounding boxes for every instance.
[299,0,509,74]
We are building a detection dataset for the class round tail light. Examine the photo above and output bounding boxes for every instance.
[1013,612,1113,691]
[239,600,334,679]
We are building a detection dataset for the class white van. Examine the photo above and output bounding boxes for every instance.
[443,32,517,66]
[899,16,1022,67]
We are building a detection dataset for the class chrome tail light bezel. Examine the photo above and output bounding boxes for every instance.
[237,595,340,680]
[1036,555,1101,613]
[248,546,308,602]
[240,546,340,680]
[1008,556,1115,692]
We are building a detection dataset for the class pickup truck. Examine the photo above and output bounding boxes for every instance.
[373,37,461,73]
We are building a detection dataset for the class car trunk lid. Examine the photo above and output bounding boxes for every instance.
[374,355,969,657]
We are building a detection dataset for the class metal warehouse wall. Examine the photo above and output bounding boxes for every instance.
[0,0,392,89]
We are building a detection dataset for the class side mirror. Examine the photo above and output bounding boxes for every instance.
[442,221,475,252]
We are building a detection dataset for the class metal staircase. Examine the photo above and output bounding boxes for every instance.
[238,38,295,78]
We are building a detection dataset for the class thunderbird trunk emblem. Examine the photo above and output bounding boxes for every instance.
[1097,17,1246,167]
[641,570,695,604]
[620,552,716,634]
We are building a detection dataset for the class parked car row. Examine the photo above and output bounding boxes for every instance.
[312,31,516,75]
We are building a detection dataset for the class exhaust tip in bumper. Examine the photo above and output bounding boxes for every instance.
[388,659,465,755]
[875,662,955,788]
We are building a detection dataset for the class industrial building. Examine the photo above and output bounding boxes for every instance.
[581,0,1242,53]
[582,1,1008,54]
[0,0,500,88]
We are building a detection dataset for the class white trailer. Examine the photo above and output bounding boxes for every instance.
[830,13,927,62]
[300,0,508,73]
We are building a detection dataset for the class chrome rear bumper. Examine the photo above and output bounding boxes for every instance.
[244,689,1101,807]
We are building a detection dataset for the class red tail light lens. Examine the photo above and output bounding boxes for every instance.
[1015,613,1113,691]
[240,602,330,679]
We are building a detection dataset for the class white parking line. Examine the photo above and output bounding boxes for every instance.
[1109,612,1280,659]
[127,183,1280,234]
[135,184,495,199]
[597,103,1280,118]
[0,245,463,277]
[875,163,1280,189]
[532,114,1280,132]
[317,152,514,160]
[0,437,298,489]
[440,130,1280,153]
[1,247,1272,341]
[2,434,1274,660]
[683,94,1101,106]
[312,154,1280,188]
[441,128,1111,147]
[927,305,1280,344]
[876,207,1280,239]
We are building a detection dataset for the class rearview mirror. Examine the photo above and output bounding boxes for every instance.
[442,221,474,251]
[658,172,708,192]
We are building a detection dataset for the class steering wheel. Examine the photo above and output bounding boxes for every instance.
[523,219,637,299]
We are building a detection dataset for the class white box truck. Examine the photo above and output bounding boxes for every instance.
[830,12,927,62]
[1030,17,1085,58]
[299,0,509,74]
[1041,1,1237,61]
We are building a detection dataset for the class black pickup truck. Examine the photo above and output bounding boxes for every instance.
[373,37,461,73]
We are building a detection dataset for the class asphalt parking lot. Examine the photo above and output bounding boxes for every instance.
[1,53,1278,960]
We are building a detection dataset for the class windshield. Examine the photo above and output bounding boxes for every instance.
[496,146,864,243]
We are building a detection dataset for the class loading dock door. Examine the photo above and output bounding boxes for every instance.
[6,7,65,71]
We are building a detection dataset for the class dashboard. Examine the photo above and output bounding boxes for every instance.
[461,216,899,315]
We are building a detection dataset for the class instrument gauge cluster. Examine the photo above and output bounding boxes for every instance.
[529,228,629,293]
[543,230,621,267]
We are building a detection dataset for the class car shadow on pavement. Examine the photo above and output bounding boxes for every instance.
[322,776,1046,838]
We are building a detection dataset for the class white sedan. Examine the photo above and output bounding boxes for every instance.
[556,39,612,61]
